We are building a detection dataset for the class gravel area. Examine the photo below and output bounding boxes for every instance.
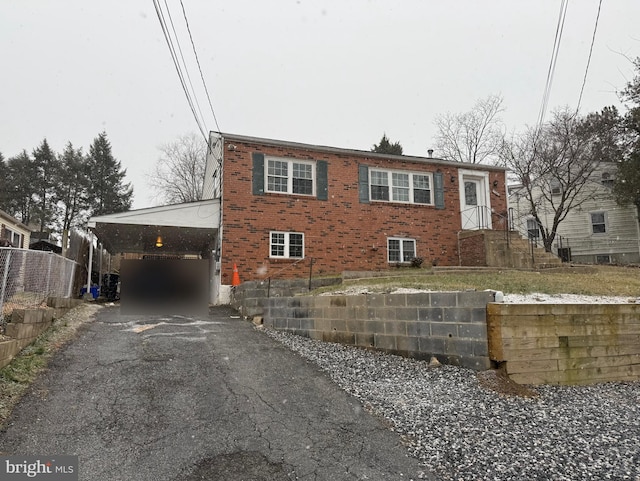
[262,328,640,481]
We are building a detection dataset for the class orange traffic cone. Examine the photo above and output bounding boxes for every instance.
[231,263,241,286]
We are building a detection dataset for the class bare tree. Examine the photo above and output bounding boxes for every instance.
[148,133,207,204]
[433,94,505,164]
[502,107,622,252]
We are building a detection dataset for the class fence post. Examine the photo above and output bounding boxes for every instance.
[45,252,53,296]
[0,249,12,317]
[67,261,77,299]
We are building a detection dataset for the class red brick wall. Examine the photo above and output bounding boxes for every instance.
[220,138,507,282]
[458,233,488,267]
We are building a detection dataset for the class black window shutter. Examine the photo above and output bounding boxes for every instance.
[434,172,445,209]
[252,153,265,196]
[358,165,369,203]
[316,160,328,200]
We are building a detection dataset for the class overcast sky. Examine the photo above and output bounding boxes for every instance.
[2,1,639,209]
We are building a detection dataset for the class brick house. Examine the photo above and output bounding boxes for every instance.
[88,132,508,306]
[207,132,509,289]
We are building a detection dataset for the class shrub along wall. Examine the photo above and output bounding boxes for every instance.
[263,291,494,370]
[487,303,640,385]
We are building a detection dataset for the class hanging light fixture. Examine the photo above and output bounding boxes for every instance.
[155,234,163,248]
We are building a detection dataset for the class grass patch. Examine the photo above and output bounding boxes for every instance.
[313,265,640,297]
[0,303,101,429]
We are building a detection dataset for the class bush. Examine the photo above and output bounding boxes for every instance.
[410,257,424,268]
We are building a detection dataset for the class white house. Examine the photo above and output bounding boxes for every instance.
[0,209,31,248]
[509,161,640,265]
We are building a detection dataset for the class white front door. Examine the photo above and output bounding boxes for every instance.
[460,172,490,230]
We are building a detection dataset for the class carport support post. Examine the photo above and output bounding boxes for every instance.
[86,233,94,298]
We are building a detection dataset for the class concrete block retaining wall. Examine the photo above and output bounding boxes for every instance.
[487,303,640,385]
[264,291,495,370]
[231,277,342,318]
[0,297,83,369]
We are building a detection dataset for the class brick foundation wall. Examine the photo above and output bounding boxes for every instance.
[487,303,640,385]
[221,137,508,283]
[264,291,494,370]
[458,232,487,266]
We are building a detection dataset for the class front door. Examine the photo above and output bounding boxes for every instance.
[460,174,489,230]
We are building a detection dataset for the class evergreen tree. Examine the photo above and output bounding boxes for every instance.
[372,134,403,155]
[0,152,8,212]
[613,58,640,210]
[5,150,38,225]
[32,138,61,232]
[57,142,91,253]
[86,132,133,216]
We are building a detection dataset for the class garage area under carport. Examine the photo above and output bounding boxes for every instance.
[87,199,222,310]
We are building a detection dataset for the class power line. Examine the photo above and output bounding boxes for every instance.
[152,0,207,140]
[576,0,603,113]
[162,0,209,135]
[179,0,221,133]
[537,0,569,130]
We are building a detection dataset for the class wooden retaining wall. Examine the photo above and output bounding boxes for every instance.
[487,303,640,385]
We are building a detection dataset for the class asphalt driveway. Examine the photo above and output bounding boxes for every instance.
[0,306,431,480]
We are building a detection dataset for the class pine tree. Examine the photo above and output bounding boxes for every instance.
[372,134,403,155]
[5,150,38,225]
[86,132,133,216]
[57,142,91,253]
[0,152,8,212]
[32,138,61,232]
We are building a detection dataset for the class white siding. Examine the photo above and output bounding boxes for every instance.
[202,133,223,200]
[508,163,640,264]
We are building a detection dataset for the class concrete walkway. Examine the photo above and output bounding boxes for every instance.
[0,306,432,480]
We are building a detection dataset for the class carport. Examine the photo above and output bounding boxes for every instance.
[87,199,222,305]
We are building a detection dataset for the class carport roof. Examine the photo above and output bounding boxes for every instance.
[88,199,220,255]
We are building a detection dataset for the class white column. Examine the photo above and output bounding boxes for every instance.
[86,232,94,297]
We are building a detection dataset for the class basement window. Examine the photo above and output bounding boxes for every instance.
[270,231,304,259]
[388,237,416,263]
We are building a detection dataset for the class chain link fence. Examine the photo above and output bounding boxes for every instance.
[0,247,78,331]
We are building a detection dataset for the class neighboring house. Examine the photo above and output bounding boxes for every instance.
[509,161,640,265]
[0,209,31,248]
[206,132,508,288]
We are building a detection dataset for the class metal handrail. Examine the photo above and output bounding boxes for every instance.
[265,257,314,297]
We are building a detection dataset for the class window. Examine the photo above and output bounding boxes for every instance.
[526,218,539,239]
[601,172,614,188]
[464,181,478,206]
[387,237,416,263]
[3,228,21,248]
[550,179,562,195]
[591,212,606,234]
[370,169,432,204]
[596,254,611,264]
[266,158,315,195]
[270,232,304,259]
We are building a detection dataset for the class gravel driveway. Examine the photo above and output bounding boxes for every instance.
[263,328,640,481]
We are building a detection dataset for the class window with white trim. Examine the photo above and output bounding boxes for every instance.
[370,169,432,205]
[266,158,315,196]
[387,237,416,263]
[601,172,614,188]
[270,231,304,259]
[590,212,607,234]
